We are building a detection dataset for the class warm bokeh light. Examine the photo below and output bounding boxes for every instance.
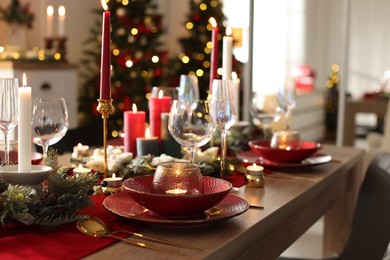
[47,5,54,16]
[151,55,159,63]
[186,22,194,30]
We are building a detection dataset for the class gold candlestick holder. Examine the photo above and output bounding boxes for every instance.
[97,99,114,178]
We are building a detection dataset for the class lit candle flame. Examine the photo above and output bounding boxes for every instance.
[112,173,116,178]
[145,127,151,138]
[58,5,66,16]
[101,0,108,11]
[77,143,83,148]
[231,71,238,80]
[132,103,137,113]
[47,5,54,16]
[22,73,27,86]
[226,26,232,36]
[252,163,257,167]
[209,17,217,28]
[158,89,164,99]
[78,164,83,169]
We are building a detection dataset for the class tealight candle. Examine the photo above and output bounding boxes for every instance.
[73,143,89,157]
[73,164,91,174]
[103,173,123,188]
[246,163,265,188]
[246,163,264,176]
[165,188,188,195]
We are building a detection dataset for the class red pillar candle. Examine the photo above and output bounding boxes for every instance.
[100,0,111,100]
[124,104,146,156]
[149,90,171,139]
[209,17,219,92]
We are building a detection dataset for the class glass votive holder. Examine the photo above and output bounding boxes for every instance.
[270,130,300,149]
[153,162,204,195]
[246,163,265,188]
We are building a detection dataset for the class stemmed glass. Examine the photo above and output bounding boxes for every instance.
[32,97,69,160]
[209,79,237,177]
[168,100,214,163]
[250,92,281,140]
[0,78,18,165]
[178,74,199,103]
[278,78,296,130]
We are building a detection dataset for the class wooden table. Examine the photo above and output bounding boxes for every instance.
[82,145,365,260]
[343,99,388,146]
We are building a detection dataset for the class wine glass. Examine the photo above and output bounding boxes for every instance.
[250,92,281,140]
[278,78,296,130]
[209,79,237,177]
[178,74,199,103]
[168,100,215,163]
[0,78,18,165]
[32,97,69,159]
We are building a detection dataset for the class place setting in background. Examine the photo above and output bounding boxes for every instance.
[240,81,333,171]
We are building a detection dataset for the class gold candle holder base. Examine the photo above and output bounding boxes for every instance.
[246,173,265,188]
[96,99,114,178]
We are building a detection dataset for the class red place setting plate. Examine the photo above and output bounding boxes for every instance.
[103,191,249,227]
[248,140,321,163]
[238,151,332,171]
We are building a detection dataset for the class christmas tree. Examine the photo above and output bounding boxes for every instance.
[168,0,242,99]
[78,0,168,137]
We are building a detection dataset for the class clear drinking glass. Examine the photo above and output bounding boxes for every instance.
[178,74,199,103]
[0,78,18,165]
[168,100,215,163]
[278,78,296,130]
[209,79,237,177]
[251,92,281,140]
[32,97,69,159]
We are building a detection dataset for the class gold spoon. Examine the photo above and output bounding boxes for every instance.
[90,216,201,251]
[76,219,184,256]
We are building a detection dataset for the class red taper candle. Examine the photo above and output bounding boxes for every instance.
[100,0,111,99]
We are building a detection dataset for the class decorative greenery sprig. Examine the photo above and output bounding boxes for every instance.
[0,0,34,28]
[0,148,99,228]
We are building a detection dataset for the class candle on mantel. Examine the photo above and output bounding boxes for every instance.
[58,5,66,37]
[149,90,171,139]
[18,73,32,172]
[231,71,240,120]
[100,0,111,100]
[222,26,233,80]
[136,127,159,156]
[124,103,146,156]
[209,17,219,92]
[46,5,54,38]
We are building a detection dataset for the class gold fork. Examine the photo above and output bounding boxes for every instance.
[91,216,201,251]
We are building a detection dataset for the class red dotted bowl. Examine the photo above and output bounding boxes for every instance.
[248,140,321,163]
[122,175,232,216]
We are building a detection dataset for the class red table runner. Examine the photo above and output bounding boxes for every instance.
[0,174,246,260]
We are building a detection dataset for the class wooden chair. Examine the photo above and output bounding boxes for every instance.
[279,152,390,260]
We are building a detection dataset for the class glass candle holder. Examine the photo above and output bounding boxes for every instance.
[153,162,204,195]
[270,130,300,149]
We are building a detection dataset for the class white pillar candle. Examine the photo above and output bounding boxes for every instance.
[58,6,66,37]
[222,26,233,80]
[18,73,32,172]
[46,5,54,38]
